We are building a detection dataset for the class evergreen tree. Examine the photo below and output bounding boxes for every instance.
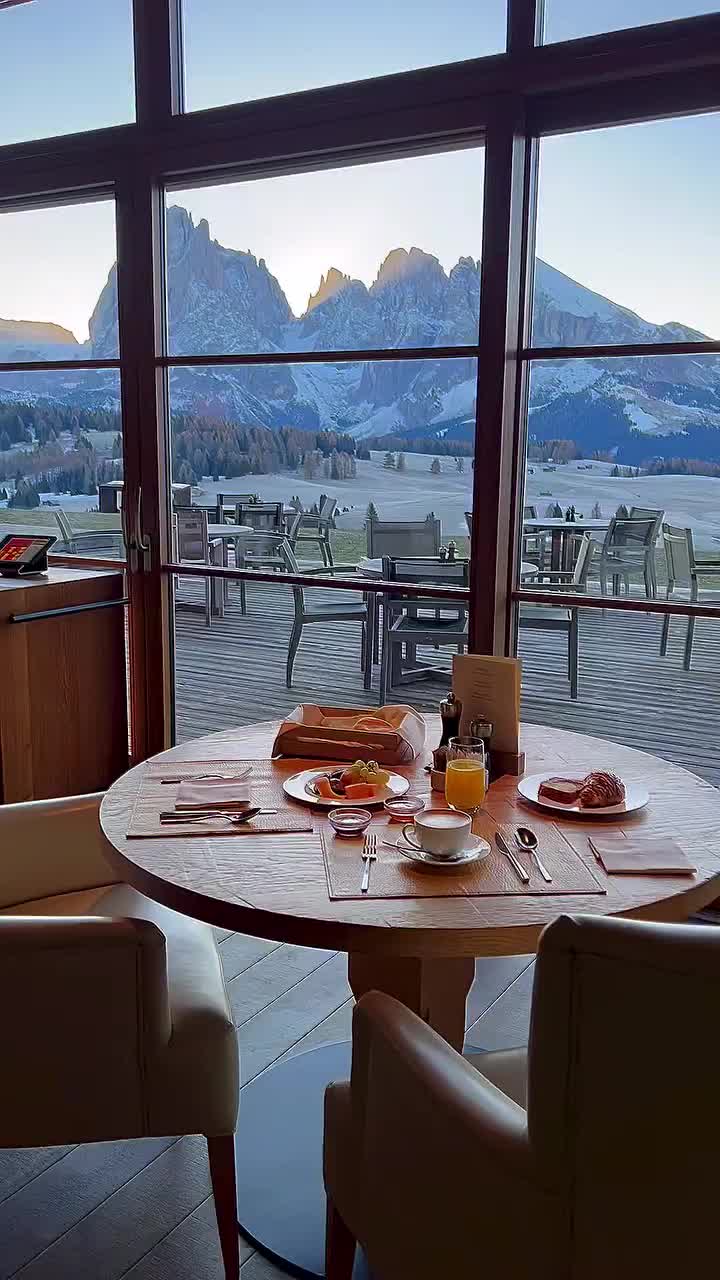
[366,501,379,523]
[591,501,602,519]
[0,431,11,453]
[383,451,396,469]
[396,452,406,472]
[455,456,465,473]
[616,503,629,519]
[611,464,620,477]
[9,480,41,509]
[430,458,441,475]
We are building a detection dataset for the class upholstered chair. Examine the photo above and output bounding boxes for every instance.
[325,913,720,1279]
[0,793,240,1279]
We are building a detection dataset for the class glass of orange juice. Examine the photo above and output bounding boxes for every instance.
[445,737,486,814]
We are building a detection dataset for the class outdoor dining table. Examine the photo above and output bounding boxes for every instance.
[100,715,720,1277]
[206,524,253,615]
[524,517,609,571]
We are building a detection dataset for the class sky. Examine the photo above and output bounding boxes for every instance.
[0,0,718,341]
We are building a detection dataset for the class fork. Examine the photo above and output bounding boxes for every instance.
[159,808,276,825]
[361,831,377,894]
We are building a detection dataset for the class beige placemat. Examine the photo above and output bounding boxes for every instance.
[127,760,313,838]
[323,814,605,900]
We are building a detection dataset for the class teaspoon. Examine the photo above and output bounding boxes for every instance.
[515,826,553,882]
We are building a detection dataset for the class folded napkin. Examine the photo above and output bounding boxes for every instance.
[176,780,253,811]
[589,835,696,876]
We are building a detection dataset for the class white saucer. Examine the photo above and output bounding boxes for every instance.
[396,834,491,869]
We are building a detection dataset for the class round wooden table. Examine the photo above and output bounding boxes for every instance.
[100,718,720,1277]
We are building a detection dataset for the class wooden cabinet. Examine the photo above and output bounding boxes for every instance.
[0,568,129,803]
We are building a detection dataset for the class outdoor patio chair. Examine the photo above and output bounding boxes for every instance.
[519,531,594,699]
[378,556,469,704]
[213,493,257,522]
[659,523,720,669]
[174,506,223,626]
[54,508,125,559]
[521,503,549,571]
[236,501,284,534]
[596,514,662,598]
[280,542,370,689]
[287,509,335,567]
[324,914,720,1280]
[366,514,441,559]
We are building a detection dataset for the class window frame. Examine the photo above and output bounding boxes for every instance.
[0,0,718,755]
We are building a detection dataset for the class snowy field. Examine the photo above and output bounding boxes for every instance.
[3,452,719,552]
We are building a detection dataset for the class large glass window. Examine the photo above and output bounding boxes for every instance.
[0,200,123,558]
[0,201,119,360]
[533,116,720,347]
[542,0,719,44]
[0,0,135,147]
[167,150,483,356]
[181,0,506,113]
[165,151,481,727]
[520,606,720,788]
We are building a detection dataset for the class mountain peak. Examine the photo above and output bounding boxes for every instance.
[373,246,444,289]
[0,317,78,346]
[305,267,352,314]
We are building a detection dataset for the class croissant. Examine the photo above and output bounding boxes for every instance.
[578,770,625,808]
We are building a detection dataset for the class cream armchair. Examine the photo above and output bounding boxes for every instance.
[0,793,240,1279]
[324,914,720,1279]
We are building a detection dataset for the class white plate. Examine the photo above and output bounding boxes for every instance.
[517,773,649,817]
[395,834,491,868]
[283,767,409,809]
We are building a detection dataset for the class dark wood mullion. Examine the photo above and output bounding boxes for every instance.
[513,589,720,621]
[0,359,120,374]
[506,132,540,659]
[162,562,470,602]
[470,96,529,655]
[525,340,720,361]
[131,0,183,125]
[161,344,479,367]
[530,63,720,135]
[115,165,173,762]
[507,0,543,53]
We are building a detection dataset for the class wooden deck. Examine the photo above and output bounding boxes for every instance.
[174,577,720,786]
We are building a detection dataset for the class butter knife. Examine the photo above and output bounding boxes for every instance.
[494,832,530,884]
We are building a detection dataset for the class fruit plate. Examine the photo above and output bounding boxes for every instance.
[283,768,409,809]
[517,772,649,817]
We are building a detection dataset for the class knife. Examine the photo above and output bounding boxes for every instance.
[494,832,530,884]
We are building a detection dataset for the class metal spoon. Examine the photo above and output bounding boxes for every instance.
[515,827,553,882]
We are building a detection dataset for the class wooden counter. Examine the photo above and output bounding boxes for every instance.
[0,567,129,802]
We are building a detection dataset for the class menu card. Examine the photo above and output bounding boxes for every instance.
[452,654,521,753]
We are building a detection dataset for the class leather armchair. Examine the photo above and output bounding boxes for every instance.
[324,913,720,1279]
[0,793,240,1279]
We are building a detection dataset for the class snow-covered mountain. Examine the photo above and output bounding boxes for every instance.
[2,205,719,459]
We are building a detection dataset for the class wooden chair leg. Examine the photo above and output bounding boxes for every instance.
[207,1135,240,1280]
[326,1196,357,1280]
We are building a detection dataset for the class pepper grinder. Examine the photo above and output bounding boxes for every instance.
[434,690,463,773]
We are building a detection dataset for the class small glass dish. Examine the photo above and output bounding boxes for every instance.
[328,808,373,838]
[384,795,426,823]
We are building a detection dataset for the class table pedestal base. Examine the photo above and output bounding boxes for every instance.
[235,1041,368,1279]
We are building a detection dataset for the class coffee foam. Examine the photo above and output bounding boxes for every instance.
[421,811,469,828]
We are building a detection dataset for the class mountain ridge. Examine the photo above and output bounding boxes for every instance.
[0,205,718,459]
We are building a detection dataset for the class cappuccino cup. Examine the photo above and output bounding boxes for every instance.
[402,809,472,858]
